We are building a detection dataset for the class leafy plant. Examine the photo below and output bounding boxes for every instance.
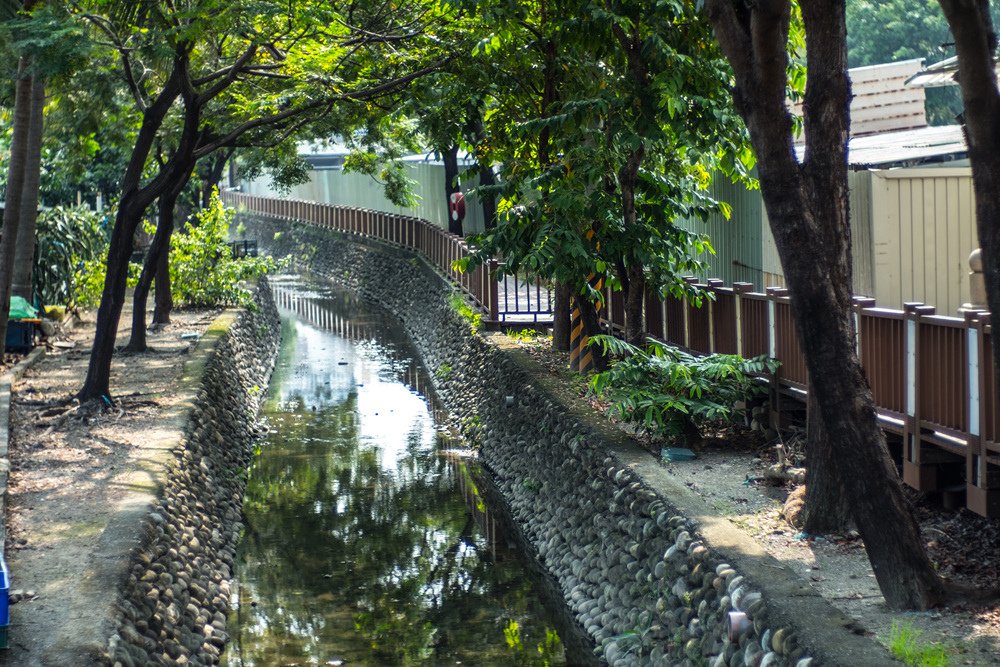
[434,362,453,381]
[448,293,482,334]
[506,327,546,342]
[73,255,141,309]
[35,206,111,307]
[588,335,779,443]
[888,621,950,667]
[166,192,285,307]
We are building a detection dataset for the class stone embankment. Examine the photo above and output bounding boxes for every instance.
[240,216,898,667]
[107,283,279,666]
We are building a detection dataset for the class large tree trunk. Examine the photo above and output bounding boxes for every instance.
[442,144,462,236]
[153,235,174,326]
[552,281,571,351]
[0,59,35,350]
[937,2,1000,409]
[801,385,852,533]
[126,172,190,353]
[706,0,944,609]
[11,75,46,303]
[79,63,186,401]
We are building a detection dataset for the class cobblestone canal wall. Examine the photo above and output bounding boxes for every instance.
[236,217,897,667]
[108,283,280,666]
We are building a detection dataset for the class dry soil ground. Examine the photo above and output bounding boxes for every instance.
[0,305,220,666]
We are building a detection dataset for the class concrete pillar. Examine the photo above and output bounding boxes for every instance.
[960,248,987,313]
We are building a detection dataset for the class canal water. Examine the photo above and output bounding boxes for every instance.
[223,275,575,667]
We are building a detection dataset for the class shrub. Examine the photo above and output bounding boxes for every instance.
[588,335,778,442]
[168,190,284,307]
[35,206,110,307]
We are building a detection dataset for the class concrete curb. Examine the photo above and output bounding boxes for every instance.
[0,347,47,556]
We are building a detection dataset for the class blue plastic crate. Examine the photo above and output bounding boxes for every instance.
[0,554,8,648]
[4,320,35,354]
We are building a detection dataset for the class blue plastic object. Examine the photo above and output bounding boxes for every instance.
[4,320,35,353]
[0,554,9,648]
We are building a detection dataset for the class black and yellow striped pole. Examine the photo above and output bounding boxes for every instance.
[569,230,603,373]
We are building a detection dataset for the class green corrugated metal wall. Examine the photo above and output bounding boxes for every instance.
[676,171,766,288]
[246,161,487,234]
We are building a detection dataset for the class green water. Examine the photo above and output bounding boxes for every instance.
[223,275,570,667]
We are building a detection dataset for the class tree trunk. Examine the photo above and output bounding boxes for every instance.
[552,281,571,351]
[79,63,186,401]
[801,385,852,533]
[153,236,174,326]
[937,2,1000,414]
[706,0,944,609]
[0,59,34,350]
[442,145,462,236]
[11,75,46,303]
[126,172,190,352]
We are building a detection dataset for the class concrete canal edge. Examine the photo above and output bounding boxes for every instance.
[106,282,280,666]
[243,214,899,667]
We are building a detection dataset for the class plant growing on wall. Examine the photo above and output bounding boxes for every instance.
[588,335,778,443]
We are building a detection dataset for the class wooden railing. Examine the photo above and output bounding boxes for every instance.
[226,190,1000,517]
[224,191,554,323]
[607,281,1000,517]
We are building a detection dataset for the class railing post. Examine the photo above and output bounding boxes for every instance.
[852,297,876,358]
[733,282,752,358]
[966,310,999,515]
[902,303,939,490]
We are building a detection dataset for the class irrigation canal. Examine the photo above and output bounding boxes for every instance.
[223,274,583,666]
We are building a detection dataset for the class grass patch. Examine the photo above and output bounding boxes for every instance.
[888,621,950,667]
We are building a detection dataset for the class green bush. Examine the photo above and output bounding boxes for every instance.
[448,293,482,334]
[72,256,140,309]
[588,335,778,442]
[35,206,110,307]
[168,190,283,307]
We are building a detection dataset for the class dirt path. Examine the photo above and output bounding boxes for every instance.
[1,305,221,666]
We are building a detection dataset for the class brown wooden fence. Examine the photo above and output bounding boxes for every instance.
[225,191,1000,517]
[223,191,553,323]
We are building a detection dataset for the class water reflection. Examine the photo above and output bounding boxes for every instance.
[224,275,568,666]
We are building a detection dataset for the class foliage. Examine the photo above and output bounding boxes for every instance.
[888,621,950,667]
[74,256,140,309]
[167,193,283,308]
[505,327,545,342]
[844,0,1000,124]
[448,293,482,334]
[503,619,563,667]
[434,362,453,381]
[35,205,109,306]
[448,0,751,342]
[588,335,778,442]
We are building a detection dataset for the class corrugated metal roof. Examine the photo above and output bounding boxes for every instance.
[905,55,1000,88]
[796,125,967,169]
